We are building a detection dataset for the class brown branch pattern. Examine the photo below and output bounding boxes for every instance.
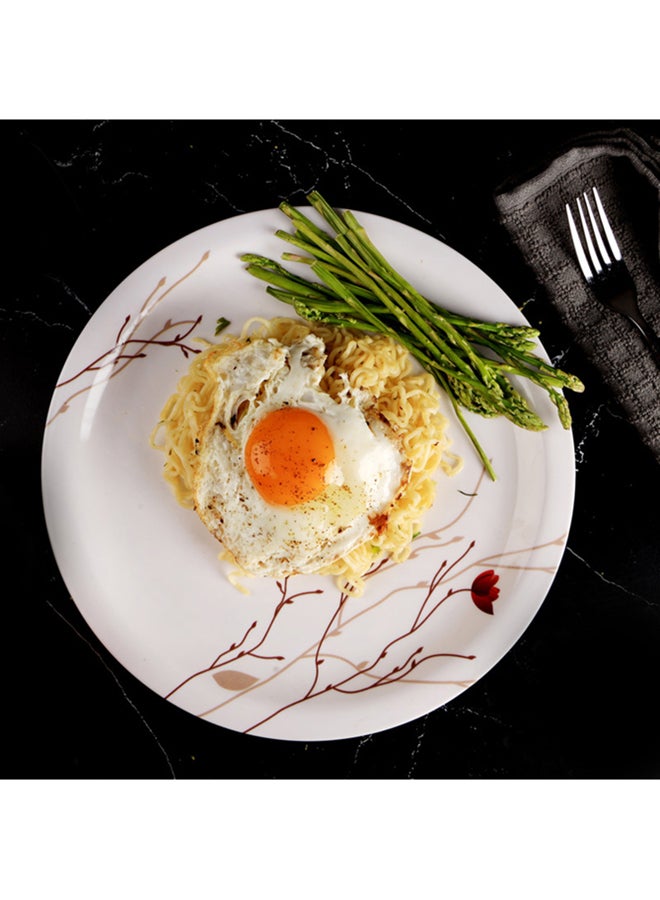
[164,579,323,700]
[161,465,567,735]
[241,549,478,734]
[47,251,210,426]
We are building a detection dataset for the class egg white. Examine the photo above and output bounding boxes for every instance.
[193,333,409,577]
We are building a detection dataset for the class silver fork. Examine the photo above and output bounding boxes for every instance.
[566,186,660,367]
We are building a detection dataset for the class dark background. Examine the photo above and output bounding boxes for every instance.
[3,119,659,778]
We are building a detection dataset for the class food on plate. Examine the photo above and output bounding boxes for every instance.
[151,316,461,594]
[242,191,585,480]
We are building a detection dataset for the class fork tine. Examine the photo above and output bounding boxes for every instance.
[577,196,603,275]
[566,202,592,280]
[592,187,622,262]
[583,190,611,266]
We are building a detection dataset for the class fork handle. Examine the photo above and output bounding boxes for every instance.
[625,312,660,369]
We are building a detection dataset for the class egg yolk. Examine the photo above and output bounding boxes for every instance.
[245,408,335,507]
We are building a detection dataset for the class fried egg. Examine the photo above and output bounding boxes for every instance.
[193,333,410,577]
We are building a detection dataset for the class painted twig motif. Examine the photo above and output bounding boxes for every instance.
[242,544,483,735]
[56,315,202,389]
[164,579,323,700]
[47,251,210,425]
[174,536,480,722]
[161,462,567,734]
[240,532,538,734]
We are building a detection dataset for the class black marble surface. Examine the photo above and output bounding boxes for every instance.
[4,119,660,779]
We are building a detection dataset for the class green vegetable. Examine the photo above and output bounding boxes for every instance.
[215,316,231,335]
[241,191,584,480]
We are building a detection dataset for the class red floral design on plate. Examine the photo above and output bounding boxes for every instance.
[470,569,500,615]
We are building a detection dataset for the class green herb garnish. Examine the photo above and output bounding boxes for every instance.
[215,316,231,335]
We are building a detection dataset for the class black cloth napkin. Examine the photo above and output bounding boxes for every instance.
[494,128,660,464]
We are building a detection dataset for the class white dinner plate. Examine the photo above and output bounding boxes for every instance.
[41,206,575,741]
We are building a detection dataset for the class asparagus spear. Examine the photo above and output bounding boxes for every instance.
[240,193,584,479]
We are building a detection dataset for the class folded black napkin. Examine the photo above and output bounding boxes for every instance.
[494,127,660,464]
